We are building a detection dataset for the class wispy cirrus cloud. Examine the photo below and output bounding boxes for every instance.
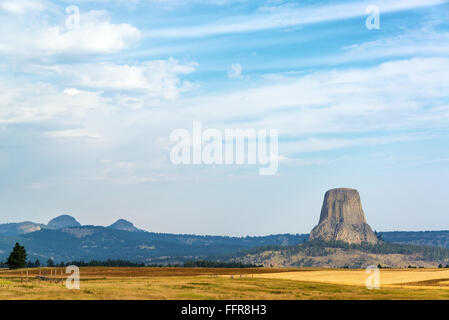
[143,0,449,38]
[178,57,449,136]
[341,29,449,61]
[44,129,101,140]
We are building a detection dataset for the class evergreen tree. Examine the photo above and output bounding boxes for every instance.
[47,258,55,267]
[6,243,27,269]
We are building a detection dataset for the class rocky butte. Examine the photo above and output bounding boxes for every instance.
[108,219,140,232]
[309,188,379,244]
[47,214,81,229]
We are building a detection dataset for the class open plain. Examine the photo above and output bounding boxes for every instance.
[2,267,449,299]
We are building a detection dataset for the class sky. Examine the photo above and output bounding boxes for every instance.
[0,0,449,236]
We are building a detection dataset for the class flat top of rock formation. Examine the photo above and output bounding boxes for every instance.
[327,187,358,192]
[318,187,365,224]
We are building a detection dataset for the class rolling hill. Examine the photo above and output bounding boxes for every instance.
[229,240,449,268]
[0,216,307,264]
[3,215,449,265]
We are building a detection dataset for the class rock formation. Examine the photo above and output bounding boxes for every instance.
[47,215,81,229]
[108,219,139,232]
[0,222,44,236]
[309,188,378,244]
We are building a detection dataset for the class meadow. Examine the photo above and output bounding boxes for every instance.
[1,267,449,300]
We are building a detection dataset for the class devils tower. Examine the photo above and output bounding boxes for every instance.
[309,188,378,244]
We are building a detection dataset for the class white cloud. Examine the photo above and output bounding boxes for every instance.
[45,129,100,140]
[228,63,242,79]
[0,9,140,56]
[63,88,83,96]
[0,81,105,124]
[278,157,334,166]
[39,10,140,54]
[90,158,177,184]
[2,56,449,161]
[178,57,449,137]
[281,135,417,154]
[0,0,45,14]
[41,58,198,100]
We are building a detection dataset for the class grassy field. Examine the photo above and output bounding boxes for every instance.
[255,268,449,288]
[2,267,449,299]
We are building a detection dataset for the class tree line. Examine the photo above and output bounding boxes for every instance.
[0,243,148,269]
[1,243,260,269]
[228,239,449,263]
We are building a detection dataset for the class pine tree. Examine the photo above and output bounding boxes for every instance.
[6,242,27,269]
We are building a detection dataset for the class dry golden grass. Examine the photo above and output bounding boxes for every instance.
[255,268,449,288]
[0,266,299,279]
[1,267,449,300]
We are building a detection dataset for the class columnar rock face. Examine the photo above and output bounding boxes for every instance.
[309,188,378,244]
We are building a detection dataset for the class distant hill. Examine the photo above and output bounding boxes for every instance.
[230,240,449,268]
[0,222,45,236]
[47,215,81,229]
[0,225,307,264]
[379,231,449,248]
[3,215,449,265]
[0,214,81,236]
[108,219,140,232]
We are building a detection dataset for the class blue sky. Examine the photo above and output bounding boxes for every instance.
[0,0,449,235]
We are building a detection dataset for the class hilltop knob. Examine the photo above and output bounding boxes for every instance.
[108,219,139,232]
[309,188,378,244]
[47,215,81,229]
